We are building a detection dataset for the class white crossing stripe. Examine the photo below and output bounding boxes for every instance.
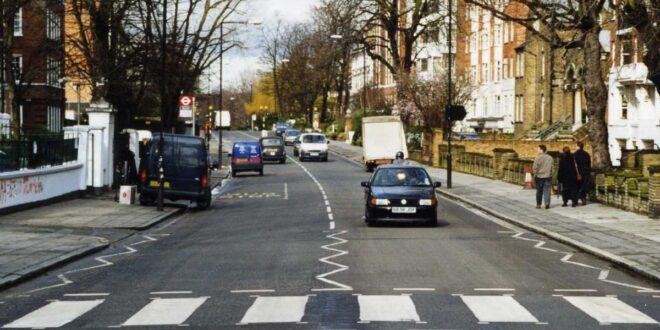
[461,295,539,323]
[358,295,421,322]
[563,296,657,324]
[239,296,308,324]
[3,300,104,328]
[122,297,208,326]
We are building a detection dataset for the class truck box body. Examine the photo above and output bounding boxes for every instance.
[362,116,408,170]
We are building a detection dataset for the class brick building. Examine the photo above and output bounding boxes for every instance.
[63,0,92,124]
[4,0,65,133]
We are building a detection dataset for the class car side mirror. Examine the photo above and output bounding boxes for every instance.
[433,182,442,188]
[361,181,370,188]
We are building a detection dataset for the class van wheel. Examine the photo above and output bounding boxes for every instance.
[197,195,211,210]
[280,158,286,164]
[259,169,264,176]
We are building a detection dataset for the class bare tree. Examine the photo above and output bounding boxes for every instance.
[465,0,612,169]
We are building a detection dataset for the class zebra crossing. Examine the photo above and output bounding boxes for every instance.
[2,293,657,328]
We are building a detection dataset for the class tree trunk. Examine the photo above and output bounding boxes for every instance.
[582,23,612,170]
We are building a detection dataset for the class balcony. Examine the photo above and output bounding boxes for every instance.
[611,64,651,86]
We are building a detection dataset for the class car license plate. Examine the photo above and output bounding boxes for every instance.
[149,180,170,188]
[310,152,320,156]
[235,158,248,164]
[392,207,416,214]
[270,152,276,156]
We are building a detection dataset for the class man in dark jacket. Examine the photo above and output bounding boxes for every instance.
[557,147,579,207]
[574,142,591,205]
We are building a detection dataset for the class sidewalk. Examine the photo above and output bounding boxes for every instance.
[329,140,660,282]
[0,198,182,290]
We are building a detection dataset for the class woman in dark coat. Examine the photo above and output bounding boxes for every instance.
[557,146,579,207]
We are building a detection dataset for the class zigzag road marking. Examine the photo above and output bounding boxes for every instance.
[25,234,163,294]
[313,230,352,291]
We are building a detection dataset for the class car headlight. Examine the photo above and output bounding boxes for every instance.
[370,198,390,206]
[419,198,437,206]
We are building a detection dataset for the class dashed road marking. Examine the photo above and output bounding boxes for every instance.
[554,289,598,293]
[239,296,309,324]
[473,288,516,292]
[230,289,276,294]
[122,297,208,326]
[63,293,110,297]
[358,295,421,322]
[462,295,539,323]
[3,299,104,328]
[563,296,657,324]
[393,288,436,292]
[150,291,193,295]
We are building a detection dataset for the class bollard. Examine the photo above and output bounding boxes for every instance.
[524,166,533,189]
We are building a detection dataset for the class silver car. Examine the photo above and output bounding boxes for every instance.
[284,129,301,146]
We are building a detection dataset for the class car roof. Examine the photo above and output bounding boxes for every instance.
[301,133,325,136]
[233,140,260,145]
[376,164,425,170]
[260,136,283,140]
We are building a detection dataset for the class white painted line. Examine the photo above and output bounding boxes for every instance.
[284,183,288,200]
[150,291,193,295]
[230,290,275,294]
[63,293,110,297]
[554,289,598,293]
[122,297,208,326]
[329,221,335,230]
[393,288,436,292]
[462,295,539,323]
[563,296,657,324]
[637,289,660,293]
[325,200,330,206]
[326,206,332,213]
[3,300,104,328]
[328,213,334,220]
[240,296,308,324]
[473,288,516,292]
[358,295,421,322]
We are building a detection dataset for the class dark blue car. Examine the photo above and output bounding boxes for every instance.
[138,134,212,209]
[230,141,263,177]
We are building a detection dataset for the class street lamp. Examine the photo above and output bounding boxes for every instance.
[157,0,168,211]
[218,19,261,168]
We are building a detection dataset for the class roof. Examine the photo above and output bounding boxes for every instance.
[376,164,425,169]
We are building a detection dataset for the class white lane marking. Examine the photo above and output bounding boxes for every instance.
[329,221,335,230]
[325,200,330,205]
[328,213,334,220]
[358,295,421,322]
[284,183,288,200]
[63,293,109,297]
[313,230,353,291]
[637,289,660,293]
[230,289,275,294]
[554,289,598,293]
[239,296,308,324]
[461,295,539,323]
[326,206,332,213]
[130,235,158,246]
[3,300,104,328]
[563,296,657,324]
[473,288,516,292]
[122,297,208,326]
[150,291,193,295]
[597,269,653,291]
[393,288,436,292]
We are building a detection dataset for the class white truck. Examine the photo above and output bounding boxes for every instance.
[361,116,408,172]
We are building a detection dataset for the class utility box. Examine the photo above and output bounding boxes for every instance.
[119,185,136,205]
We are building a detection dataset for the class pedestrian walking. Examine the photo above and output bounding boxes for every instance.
[574,141,591,205]
[557,147,579,207]
[533,145,553,209]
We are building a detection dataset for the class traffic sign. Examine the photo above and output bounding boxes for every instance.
[178,95,194,120]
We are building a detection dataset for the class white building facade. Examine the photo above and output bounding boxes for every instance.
[607,27,660,166]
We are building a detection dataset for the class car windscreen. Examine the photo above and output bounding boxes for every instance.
[233,143,260,157]
[372,168,432,187]
[261,138,282,147]
[285,130,301,136]
[302,135,326,143]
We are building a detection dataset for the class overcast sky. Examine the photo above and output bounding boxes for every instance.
[215,0,320,89]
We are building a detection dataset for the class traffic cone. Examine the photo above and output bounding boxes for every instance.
[524,166,533,189]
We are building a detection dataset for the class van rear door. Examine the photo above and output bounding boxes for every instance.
[170,136,206,193]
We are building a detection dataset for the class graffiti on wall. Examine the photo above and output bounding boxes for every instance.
[0,176,44,204]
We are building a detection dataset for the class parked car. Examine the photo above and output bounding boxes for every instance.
[275,122,290,136]
[361,165,441,226]
[260,136,286,164]
[283,129,301,146]
[296,133,329,162]
[138,133,211,209]
[230,141,263,177]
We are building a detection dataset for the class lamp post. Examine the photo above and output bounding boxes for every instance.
[157,0,168,211]
[446,0,454,189]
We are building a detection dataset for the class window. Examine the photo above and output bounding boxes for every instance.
[481,63,489,81]
[510,22,515,42]
[482,96,488,116]
[495,24,502,45]
[470,33,477,52]
[620,34,633,65]
[514,95,524,122]
[540,49,545,79]
[13,8,22,36]
[420,58,429,72]
[47,106,62,132]
[496,61,501,81]
[540,93,545,122]
[11,55,22,81]
[621,92,628,119]
[502,59,509,79]
[503,21,509,42]
[47,57,61,86]
[427,28,439,43]
[515,52,524,77]
[470,65,477,82]
[46,9,62,41]
[433,57,443,72]
[481,30,489,49]
[496,96,501,115]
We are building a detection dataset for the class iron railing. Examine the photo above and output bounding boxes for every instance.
[0,138,77,173]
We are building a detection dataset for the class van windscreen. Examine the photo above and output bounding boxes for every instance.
[233,143,260,157]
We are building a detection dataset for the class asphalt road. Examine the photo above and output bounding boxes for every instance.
[0,130,658,329]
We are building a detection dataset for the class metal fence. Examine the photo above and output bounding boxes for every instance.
[0,138,78,173]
